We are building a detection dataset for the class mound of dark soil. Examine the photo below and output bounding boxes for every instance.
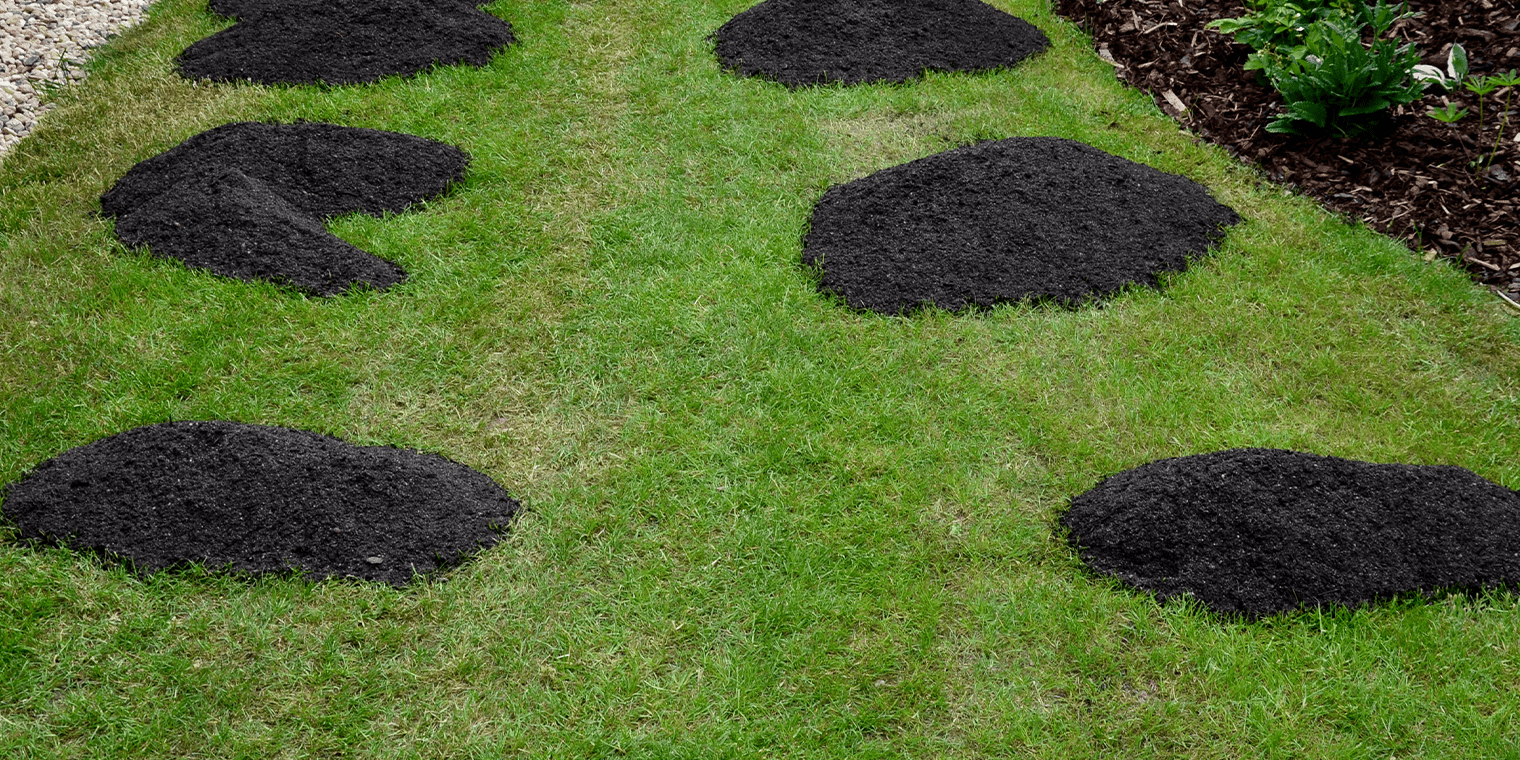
[0,421,520,586]
[712,0,1050,87]
[114,167,406,296]
[802,136,1240,313]
[1062,448,1520,617]
[101,122,469,296]
[177,0,515,86]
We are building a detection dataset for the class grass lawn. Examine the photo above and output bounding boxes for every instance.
[4,0,1520,756]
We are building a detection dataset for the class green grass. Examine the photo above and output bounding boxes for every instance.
[4,0,1520,757]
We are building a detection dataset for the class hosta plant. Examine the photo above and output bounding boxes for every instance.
[1411,43,1468,91]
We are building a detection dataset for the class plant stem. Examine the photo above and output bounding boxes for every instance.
[1489,87,1513,171]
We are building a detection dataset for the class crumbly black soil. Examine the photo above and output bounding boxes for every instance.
[101,122,469,296]
[177,0,515,86]
[712,0,1050,87]
[1062,448,1520,618]
[802,136,1241,314]
[113,167,405,296]
[0,421,520,586]
[207,0,486,19]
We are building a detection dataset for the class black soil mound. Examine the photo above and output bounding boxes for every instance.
[113,167,406,296]
[802,136,1241,314]
[712,0,1050,87]
[1062,448,1520,617]
[101,122,469,296]
[0,421,521,586]
[177,0,515,86]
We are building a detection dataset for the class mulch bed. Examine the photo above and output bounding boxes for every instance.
[802,136,1240,313]
[101,122,469,297]
[712,0,1050,87]
[1,421,520,586]
[1062,448,1520,617]
[1055,0,1520,296]
[177,0,515,86]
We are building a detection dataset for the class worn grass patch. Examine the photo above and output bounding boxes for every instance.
[3,0,1520,757]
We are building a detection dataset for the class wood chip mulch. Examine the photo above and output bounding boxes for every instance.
[1054,0,1520,297]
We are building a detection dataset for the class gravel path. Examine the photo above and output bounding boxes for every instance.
[2,0,152,159]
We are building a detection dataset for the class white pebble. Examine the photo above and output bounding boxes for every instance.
[0,0,153,159]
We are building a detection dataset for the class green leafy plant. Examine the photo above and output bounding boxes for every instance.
[1207,0,1355,69]
[1477,68,1520,170]
[1465,73,1500,136]
[1210,1,1426,137]
[1411,43,1468,91]
[1428,102,1468,122]
[1412,43,1518,171]
[1257,3,1426,136]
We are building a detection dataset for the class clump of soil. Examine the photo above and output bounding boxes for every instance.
[101,122,469,296]
[712,0,1050,87]
[0,421,521,586]
[177,0,515,86]
[1062,448,1520,618]
[802,136,1240,314]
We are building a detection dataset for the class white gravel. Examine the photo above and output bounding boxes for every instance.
[2,0,154,158]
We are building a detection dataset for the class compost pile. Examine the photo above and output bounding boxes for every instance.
[0,421,520,585]
[101,121,470,296]
[713,0,1050,87]
[1056,0,1520,294]
[1062,448,1520,617]
[177,0,515,85]
[802,136,1241,313]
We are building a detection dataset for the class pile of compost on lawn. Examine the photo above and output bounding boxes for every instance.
[1061,448,1520,617]
[177,0,515,86]
[0,421,520,586]
[802,136,1240,314]
[101,122,469,296]
[712,0,1049,87]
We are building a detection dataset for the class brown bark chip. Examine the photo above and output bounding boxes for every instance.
[712,0,1050,87]
[802,137,1240,314]
[1062,448,1520,617]
[1,421,521,586]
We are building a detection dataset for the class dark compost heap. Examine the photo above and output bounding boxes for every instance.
[712,0,1050,87]
[101,122,469,297]
[0,421,521,586]
[802,136,1241,314]
[177,0,515,86]
[1062,448,1520,617]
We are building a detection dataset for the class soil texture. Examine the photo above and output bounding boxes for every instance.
[802,136,1241,314]
[712,0,1050,87]
[0,421,521,586]
[1056,0,1520,295]
[177,0,515,86]
[1062,448,1520,617]
[101,122,469,296]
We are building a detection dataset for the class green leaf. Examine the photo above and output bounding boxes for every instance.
[1448,43,1469,81]
[1288,99,1329,127]
[1341,98,1391,116]
[1265,115,1305,133]
[1207,17,1255,34]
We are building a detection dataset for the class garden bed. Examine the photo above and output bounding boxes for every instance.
[1056,0,1520,296]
